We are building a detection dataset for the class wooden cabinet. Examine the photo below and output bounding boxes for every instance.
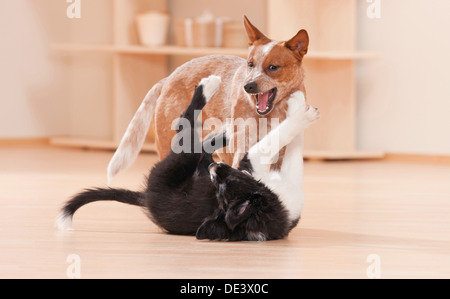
[51,0,382,159]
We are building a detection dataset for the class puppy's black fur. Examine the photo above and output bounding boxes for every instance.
[197,160,290,241]
[59,80,291,241]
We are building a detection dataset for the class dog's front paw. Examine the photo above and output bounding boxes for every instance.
[286,91,306,117]
[199,75,222,103]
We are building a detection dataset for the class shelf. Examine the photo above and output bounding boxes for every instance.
[303,150,385,161]
[51,43,249,58]
[50,43,378,60]
[50,136,157,152]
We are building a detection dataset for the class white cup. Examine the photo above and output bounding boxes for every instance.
[136,11,170,46]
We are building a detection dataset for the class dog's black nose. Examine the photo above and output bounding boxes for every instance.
[244,82,258,94]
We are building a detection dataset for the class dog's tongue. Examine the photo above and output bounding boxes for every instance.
[258,90,271,111]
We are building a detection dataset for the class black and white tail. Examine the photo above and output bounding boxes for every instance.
[56,188,144,230]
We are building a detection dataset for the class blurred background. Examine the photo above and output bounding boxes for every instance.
[1,0,449,159]
[1,0,450,279]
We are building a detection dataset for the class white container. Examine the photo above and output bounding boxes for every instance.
[136,11,170,46]
[174,11,230,48]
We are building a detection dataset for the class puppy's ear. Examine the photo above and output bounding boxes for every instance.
[225,199,251,231]
[196,213,230,241]
[243,16,270,45]
[285,29,309,59]
[236,200,250,216]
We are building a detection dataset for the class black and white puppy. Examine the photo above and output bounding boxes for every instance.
[56,76,319,241]
[198,87,320,241]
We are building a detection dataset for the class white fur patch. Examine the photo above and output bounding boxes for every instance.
[255,41,278,79]
[247,91,320,222]
[55,212,74,231]
[286,91,306,117]
[199,75,221,103]
[247,231,267,242]
[260,41,278,57]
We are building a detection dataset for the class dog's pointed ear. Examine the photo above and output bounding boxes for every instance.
[285,29,309,59]
[243,15,270,45]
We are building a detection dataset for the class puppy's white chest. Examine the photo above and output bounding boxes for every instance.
[256,170,304,222]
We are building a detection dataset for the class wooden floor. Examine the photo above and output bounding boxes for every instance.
[1,146,449,279]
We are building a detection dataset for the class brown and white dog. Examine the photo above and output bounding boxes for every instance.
[107,16,309,182]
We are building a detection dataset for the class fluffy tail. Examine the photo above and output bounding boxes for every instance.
[56,188,145,230]
[107,78,166,184]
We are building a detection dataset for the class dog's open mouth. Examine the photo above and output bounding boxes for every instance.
[254,88,277,115]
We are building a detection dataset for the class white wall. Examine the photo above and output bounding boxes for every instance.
[356,0,450,155]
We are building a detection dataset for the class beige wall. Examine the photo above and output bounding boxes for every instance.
[63,0,114,140]
[0,0,69,138]
[356,0,450,155]
[0,0,114,140]
[2,0,450,156]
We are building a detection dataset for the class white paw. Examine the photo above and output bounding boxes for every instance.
[286,91,306,117]
[199,75,222,102]
[304,105,320,126]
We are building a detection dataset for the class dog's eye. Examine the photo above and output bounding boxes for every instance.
[248,61,254,68]
[268,65,279,71]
